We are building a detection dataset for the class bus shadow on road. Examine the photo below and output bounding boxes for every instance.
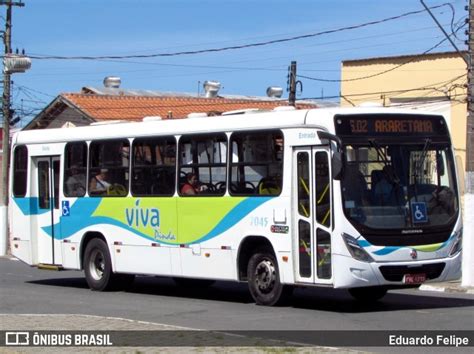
[289,287,474,313]
[129,276,255,304]
[28,276,89,289]
[28,275,255,304]
[28,275,474,311]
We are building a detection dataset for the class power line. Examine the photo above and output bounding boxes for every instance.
[296,28,463,84]
[298,38,446,82]
[24,4,453,61]
[300,74,466,100]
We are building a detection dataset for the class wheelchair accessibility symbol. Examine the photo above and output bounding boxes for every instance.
[62,201,70,217]
[411,202,428,223]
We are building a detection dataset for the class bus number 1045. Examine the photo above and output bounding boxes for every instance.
[250,216,268,227]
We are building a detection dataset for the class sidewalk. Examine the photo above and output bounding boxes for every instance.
[419,280,474,294]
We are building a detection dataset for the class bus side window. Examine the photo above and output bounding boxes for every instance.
[131,137,176,196]
[13,145,28,197]
[229,130,283,196]
[178,134,227,196]
[89,139,130,197]
[64,142,87,197]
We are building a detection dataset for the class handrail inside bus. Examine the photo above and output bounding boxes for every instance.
[317,131,342,151]
[317,131,344,180]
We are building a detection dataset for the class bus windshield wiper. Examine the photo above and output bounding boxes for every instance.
[369,140,400,185]
[413,138,432,183]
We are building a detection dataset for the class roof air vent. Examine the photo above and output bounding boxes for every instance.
[142,116,163,122]
[187,113,209,118]
[103,76,121,88]
[273,106,296,112]
[266,86,283,98]
[203,80,221,98]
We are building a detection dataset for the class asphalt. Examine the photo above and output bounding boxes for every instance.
[1,255,472,352]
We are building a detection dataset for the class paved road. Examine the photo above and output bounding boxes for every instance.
[1,257,473,330]
[1,257,473,351]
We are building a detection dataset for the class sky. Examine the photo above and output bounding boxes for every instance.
[1,0,468,126]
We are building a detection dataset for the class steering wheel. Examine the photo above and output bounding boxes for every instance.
[229,181,256,194]
[214,181,226,193]
[200,183,215,193]
[244,181,256,192]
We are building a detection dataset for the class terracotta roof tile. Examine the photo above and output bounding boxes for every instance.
[62,93,316,121]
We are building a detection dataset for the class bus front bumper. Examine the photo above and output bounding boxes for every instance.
[332,251,462,289]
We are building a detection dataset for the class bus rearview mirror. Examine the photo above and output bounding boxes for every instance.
[332,152,343,180]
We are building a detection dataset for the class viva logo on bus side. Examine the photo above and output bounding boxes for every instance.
[124,199,175,241]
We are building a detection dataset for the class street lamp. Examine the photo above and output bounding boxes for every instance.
[1,51,31,256]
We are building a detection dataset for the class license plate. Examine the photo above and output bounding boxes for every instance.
[403,273,426,284]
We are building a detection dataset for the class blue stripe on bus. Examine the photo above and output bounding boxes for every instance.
[40,196,273,245]
[194,197,273,243]
[13,197,50,216]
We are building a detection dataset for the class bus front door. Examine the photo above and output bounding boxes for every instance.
[293,147,333,284]
[32,156,62,265]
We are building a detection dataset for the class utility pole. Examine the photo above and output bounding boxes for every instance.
[0,1,25,256]
[1,1,24,206]
[288,61,297,106]
[468,1,474,194]
[287,61,303,106]
[463,0,474,287]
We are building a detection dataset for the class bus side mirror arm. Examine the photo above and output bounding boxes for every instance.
[317,131,344,180]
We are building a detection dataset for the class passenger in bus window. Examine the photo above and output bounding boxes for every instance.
[374,165,396,205]
[181,173,206,195]
[65,165,86,196]
[343,164,369,206]
[90,169,112,195]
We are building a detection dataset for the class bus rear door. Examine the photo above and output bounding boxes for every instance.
[293,147,333,284]
[32,156,62,265]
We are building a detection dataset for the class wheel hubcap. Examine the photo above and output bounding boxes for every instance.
[255,259,276,293]
[89,249,105,281]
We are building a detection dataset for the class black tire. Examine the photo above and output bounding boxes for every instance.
[247,249,292,306]
[348,286,388,302]
[173,277,215,288]
[83,238,118,291]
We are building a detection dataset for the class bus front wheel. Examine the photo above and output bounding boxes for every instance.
[247,250,292,306]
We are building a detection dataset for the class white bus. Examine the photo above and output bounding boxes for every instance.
[9,107,462,305]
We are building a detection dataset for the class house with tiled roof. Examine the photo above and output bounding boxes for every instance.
[24,81,320,130]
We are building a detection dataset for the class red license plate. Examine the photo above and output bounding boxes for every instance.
[403,273,426,284]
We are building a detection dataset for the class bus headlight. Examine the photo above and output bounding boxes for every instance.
[449,228,462,257]
[342,233,374,263]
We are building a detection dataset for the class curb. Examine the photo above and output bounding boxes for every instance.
[419,283,474,294]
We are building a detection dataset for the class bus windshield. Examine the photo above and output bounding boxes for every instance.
[341,142,458,233]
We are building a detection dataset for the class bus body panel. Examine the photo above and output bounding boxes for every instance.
[8,107,462,296]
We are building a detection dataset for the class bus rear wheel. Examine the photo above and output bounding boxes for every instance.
[84,238,134,291]
[247,250,292,306]
[348,286,388,302]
